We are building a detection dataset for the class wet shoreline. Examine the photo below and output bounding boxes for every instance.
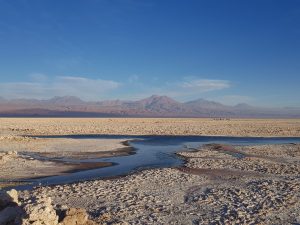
[3,135,299,191]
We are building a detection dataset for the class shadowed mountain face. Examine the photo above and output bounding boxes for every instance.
[134,95,185,113]
[0,95,299,118]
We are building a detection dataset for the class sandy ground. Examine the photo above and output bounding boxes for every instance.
[0,136,131,157]
[0,137,131,183]
[0,118,300,137]
[0,136,128,152]
[0,150,112,182]
[19,143,300,225]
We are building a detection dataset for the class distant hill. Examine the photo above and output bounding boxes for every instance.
[0,95,299,118]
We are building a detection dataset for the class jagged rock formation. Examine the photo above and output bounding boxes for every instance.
[0,189,98,225]
[22,197,59,225]
[0,189,23,225]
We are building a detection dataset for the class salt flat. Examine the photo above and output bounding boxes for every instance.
[1,118,300,224]
[1,118,300,137]
[1,118,299,182]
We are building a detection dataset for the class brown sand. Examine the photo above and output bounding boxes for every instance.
[0,118,300,137]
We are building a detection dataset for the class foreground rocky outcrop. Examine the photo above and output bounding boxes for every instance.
[0,189,98,225]
[0,189,22,225]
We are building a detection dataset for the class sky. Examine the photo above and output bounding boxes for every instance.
[0,0,299,107]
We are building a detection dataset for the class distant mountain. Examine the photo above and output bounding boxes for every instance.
[96,99,125,107]
[0,95,299,118]
[135,95,184,112]
[47,96,85,105]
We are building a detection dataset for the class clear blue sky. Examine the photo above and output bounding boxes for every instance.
[0,0,299,106]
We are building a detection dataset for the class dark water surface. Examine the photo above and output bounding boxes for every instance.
[13,135,300,190]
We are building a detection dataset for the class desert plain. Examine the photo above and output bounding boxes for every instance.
[1,118,300,224]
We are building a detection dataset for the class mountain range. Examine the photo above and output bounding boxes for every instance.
[0,95,299,118]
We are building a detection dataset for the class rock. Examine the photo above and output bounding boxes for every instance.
[99,212,112,222]
[22,197,59,225]
[59,208,97,225]
[7,151,18,156]
[6,189,19,205]
[0,206,23,225]
[0,189,22,225]
[1,187,100,225]
[19,195,98,225]
[0,192,12,209]
[0,189,18,209]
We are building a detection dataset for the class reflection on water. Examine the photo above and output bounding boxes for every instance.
[14,135,300,190]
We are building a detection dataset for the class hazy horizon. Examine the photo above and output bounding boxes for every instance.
[1,94,300,109]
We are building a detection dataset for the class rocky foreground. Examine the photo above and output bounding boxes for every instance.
[8,143,298,225]
[0,188,97,224]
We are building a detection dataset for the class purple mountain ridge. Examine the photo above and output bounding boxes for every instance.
[0,95,299,118]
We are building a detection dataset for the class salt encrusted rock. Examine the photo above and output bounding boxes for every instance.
[0,189,19,209]
[59,208,97,225]
[7,151,18,156]
[6,189,19,205]
[21,196,98,225]
[1,189,99,225]
[0,151,18,164]
[22,197,59,225]
[0,189,22,225]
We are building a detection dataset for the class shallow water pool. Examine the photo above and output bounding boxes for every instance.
[13,135,300,190]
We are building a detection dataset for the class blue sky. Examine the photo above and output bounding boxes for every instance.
[0,0,299,106]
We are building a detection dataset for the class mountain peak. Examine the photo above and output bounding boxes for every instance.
[136,95,182,112]
[139,95,179,104]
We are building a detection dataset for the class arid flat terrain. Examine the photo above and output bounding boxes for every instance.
[1,118,300,137]
[1,118,300,224]
[1,118,299,182]
[0,137,131,182]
